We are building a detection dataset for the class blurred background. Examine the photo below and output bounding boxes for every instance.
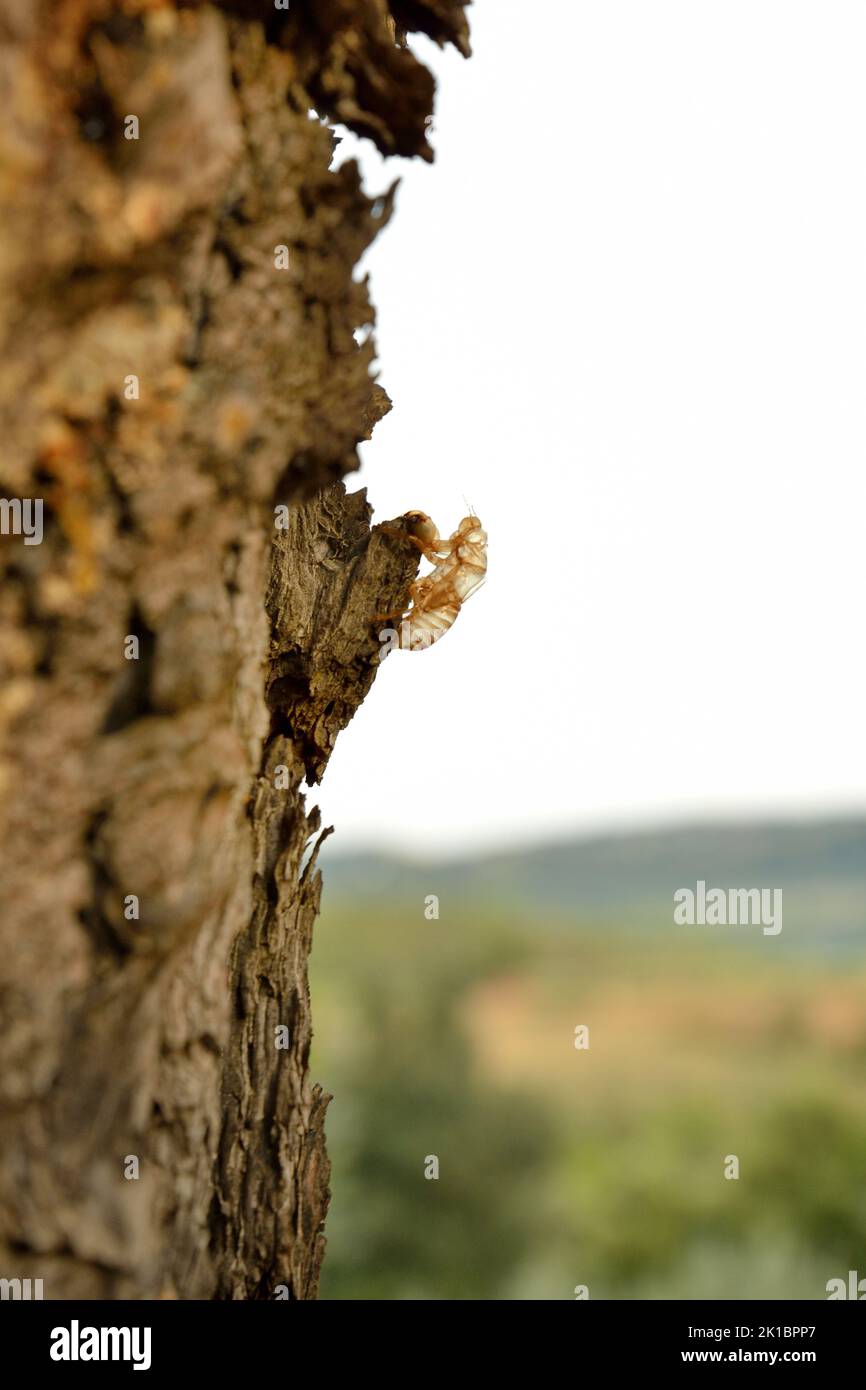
[311,1,866,1299]
[313,824,866,1300]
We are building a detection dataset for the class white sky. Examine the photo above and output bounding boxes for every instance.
[315,0,866,857]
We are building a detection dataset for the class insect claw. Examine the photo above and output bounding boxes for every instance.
[371,606,407,626]
[380,523,431,556]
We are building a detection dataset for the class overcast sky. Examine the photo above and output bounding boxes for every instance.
[314,0,866,858]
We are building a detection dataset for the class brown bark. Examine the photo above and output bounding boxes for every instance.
[0,0,469,1299]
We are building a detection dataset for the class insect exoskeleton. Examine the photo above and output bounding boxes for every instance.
[384,510,487,651]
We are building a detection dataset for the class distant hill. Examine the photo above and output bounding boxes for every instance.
[319,818,866,957]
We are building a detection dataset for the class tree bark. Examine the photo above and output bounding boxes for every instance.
[0,0,469,1300]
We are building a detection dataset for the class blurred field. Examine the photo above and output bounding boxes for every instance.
[309,822,866,1300]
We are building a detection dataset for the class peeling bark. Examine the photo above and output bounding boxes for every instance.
[0,0,469,1299]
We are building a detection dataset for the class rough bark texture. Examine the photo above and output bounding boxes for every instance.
[0,0,469,1299]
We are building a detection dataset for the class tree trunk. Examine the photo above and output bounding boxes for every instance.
[0,0,469,1300]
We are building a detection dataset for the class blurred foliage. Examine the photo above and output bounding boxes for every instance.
[310,880,866,1300]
